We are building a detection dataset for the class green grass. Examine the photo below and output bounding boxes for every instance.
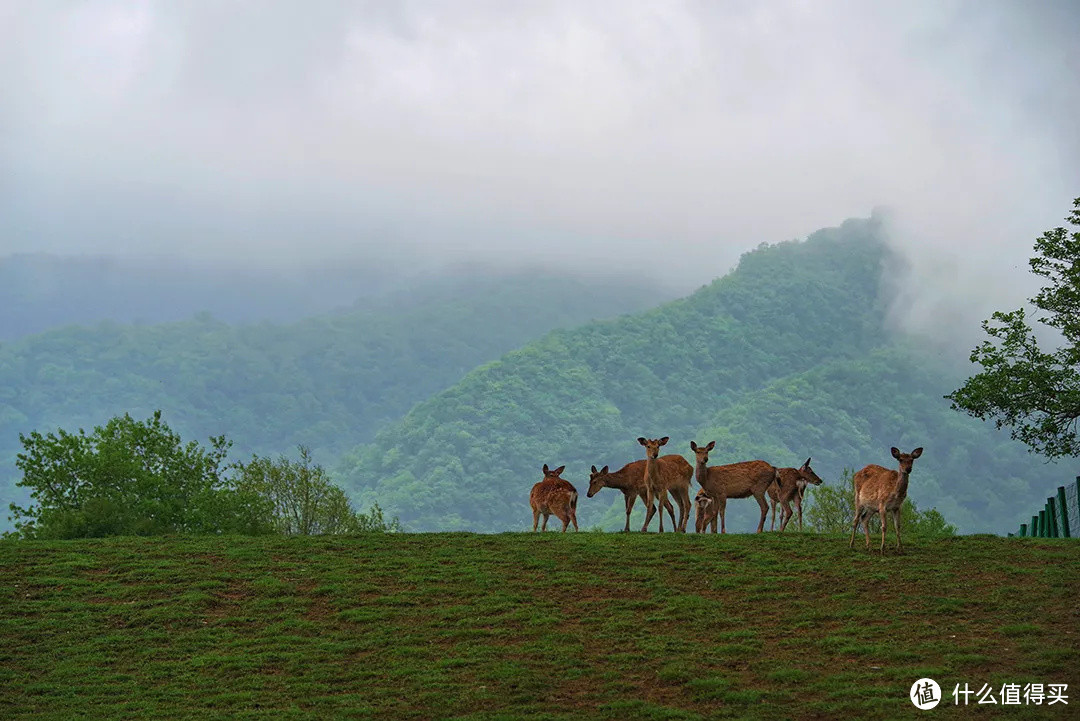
[2,533,1078,720]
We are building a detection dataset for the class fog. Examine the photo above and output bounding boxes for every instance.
[2,1,1078,338]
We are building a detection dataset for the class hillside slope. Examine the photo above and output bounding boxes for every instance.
[0,272,667,516]
[340,218,1061,533]
[2,534,1077,720]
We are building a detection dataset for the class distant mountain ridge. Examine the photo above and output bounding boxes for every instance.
[0,270,670,525]
[338,217,1060,534]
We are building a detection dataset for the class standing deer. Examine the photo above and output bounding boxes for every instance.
[694,487,717,533]
[530,464,579,532]
[689,441,777,533]
[849,446,923,554]
[587,459,680,532]
[636,437,692,532]
[773,458,824,532]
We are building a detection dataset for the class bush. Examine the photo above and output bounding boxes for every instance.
[233,446,399,535]
[7,411,267,539]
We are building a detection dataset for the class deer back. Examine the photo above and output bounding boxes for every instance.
[530,477,578,514]
[656,454,693,491]
[702,460,776,499]
[852,464,905,510]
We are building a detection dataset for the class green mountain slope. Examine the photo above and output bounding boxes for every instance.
[340,218,1061,533]
[0,272,667,517]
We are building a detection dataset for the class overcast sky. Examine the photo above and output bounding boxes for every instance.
[2,0,1078,328]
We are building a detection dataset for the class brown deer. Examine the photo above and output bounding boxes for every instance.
[587,460,680,532]
[530,464,579,532]
[637,437,693,532]
[689,441,777,533]
[848,447,923,554]
[694,487,717,533]
[773,458,824,532]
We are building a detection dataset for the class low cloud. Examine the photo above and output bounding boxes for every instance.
[2,1,1077,319]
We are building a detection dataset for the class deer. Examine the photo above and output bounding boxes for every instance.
[587,460,680,533]
[694,487,717,533]
[637,437,693,532]
[689,441,777,533]
[773,458,824,532]
[530,464,579,532]
[848,446,923,554]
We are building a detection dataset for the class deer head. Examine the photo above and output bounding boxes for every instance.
[890,447,923,475]
[587,465,610,497]
[542,464,566,480]
[689,440,716,466]
[796,457,824,487]
[637,436,668,460]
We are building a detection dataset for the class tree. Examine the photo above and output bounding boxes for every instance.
[8,411,269,539]
[947,197,1080,458]
[233,446,400,535]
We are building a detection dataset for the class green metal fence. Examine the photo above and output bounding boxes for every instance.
[1009,477,1080,538]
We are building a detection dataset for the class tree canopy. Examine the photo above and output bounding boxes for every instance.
[947,197,1080,458]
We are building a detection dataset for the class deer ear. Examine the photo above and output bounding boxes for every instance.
[804,457,812,467]
[601,465,609,474]
[591,465,598,474]
[690,441,698,451]
[911,447,923,458]
[637,437,647,446]
[543,464,550,474]
[891,447,901,459]
[554,465,565,476]
[706,441,716,451]
[659,437,669,445]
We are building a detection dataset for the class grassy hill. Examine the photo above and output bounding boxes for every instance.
[339,218,1062,534]
[0,271,668,522]
[2,534,1077,719]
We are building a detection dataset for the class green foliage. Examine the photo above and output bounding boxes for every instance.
[0,273,664,523]
[8,411,267,539]
[342,219,1063,533]
[947,197,1080,458]
[233,446,400,535]
[805,469,956,536]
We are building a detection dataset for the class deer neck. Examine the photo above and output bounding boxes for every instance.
[604,467,635,491]
[645,456,661,486]
[895,468,911,497]
[695,459,709,487]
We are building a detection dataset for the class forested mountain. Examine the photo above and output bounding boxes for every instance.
[0,271,669,520]
[338,218,1061,534]
[0,254,412,340]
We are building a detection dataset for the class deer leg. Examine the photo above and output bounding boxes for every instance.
[878,503,887,555]
[718,496,727,534]
[863,512,872,550]
[770,498,777,531]
[892,508,901,552]
[796,494,804,532]
[755,493,768,533]
[656,489,670,532]
[849,508,860,548]
[642,489,657,532]
[542,513,550,532]
[662,495,676,531]
[623,493,636,533]
[532,508,540,532]
[560,511,569,533]
[680,486,692,532]
[779,499,793,532]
